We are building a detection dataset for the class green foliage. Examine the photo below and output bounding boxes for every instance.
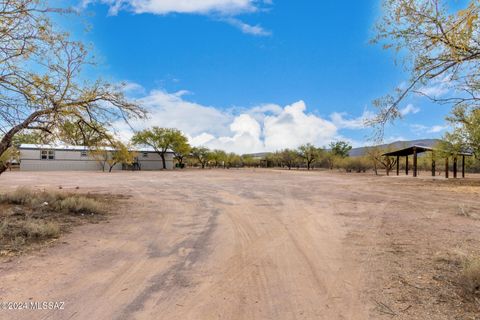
[190,146,211,168]
[210,150,228,167]
[170,133,191,167]
[226,153,242,168]
[241,154,260,167]
[277,149,300,169]
[329,141,352,158]
[445,106,480,158]
[58,121,110,147]
[12,132,47,146]
[298,143,323,170]
[132,127,186,169]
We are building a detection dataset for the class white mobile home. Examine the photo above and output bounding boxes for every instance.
[18,144,174,171]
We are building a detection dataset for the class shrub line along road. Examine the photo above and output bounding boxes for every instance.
[0,170,479,319]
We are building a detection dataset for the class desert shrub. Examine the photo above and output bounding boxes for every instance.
[0,188,104,215]
[0,219,60,242]
[23,220,60,239]
[55,196,104,214]
[0,187,35,205]
[0,188,66,206]
[337,157,371,173]
[459,257,480,296]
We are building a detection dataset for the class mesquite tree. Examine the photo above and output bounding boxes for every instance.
[0,0,145,174]
[372,0,480,137]
[132,128,187,169]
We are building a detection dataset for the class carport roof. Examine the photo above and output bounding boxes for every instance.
[382,145,472,157]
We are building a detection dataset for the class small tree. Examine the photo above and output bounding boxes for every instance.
[365,147,379,175]
[241,154,260,168]
[170,132,191,168]
[210,150,227,168]
[90,142,136,172]
[298,143,321,170]
[279,149,300,170]
[378,155,398,176]
[225,153,241,168]
[190,146,210,169]
[132,128,185,169]
[90,148,109,172]
[106,143,136,172]
[327,141,352,170]
[445,107,480,158]
[330,141,353,158]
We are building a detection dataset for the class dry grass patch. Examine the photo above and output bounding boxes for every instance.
[460,257,480,297]
[0,187,110,256]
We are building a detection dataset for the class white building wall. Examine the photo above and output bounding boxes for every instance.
[19,148,174,171]
[137,152,174,170]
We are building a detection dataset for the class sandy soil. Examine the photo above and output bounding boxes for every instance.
[0,169,479,320]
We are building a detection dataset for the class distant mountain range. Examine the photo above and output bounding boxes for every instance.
[348,139,441,157]
[246,139,442,158]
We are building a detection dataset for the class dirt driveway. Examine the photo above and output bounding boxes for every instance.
[0,170,479,320]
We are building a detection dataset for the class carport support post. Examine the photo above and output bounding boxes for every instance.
[396,155,399,176]
[453,157,458,179]
[412,149,417,177]
[462,155,465,178]
[445,157,449,179]
[431,151,436,177]
[406,156,409,175]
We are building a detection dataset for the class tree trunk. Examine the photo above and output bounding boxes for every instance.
[161,153,166,169]
[0,109,54,175]
[108,161,118,172]
[0,163,8,175]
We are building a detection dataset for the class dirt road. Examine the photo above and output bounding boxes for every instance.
[0,170,479,319]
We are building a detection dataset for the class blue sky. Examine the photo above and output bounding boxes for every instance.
[57,0,454,153]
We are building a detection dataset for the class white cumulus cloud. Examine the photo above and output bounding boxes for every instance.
[263,101,338,151]
[113,89,349,154]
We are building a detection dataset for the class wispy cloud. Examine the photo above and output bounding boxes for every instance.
[416,76,452,98]
[329,109,375,129]
[82,0,272,35]
[411,124,449,134]
[399,104,420,117]
[427,125,449,133]
[223,17,271,36]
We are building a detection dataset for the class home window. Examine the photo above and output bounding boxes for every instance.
[41,150,55,160]
[142,152,148,158]
[80,150,88,157]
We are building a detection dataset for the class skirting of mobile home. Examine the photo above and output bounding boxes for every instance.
[18,144,174,171]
